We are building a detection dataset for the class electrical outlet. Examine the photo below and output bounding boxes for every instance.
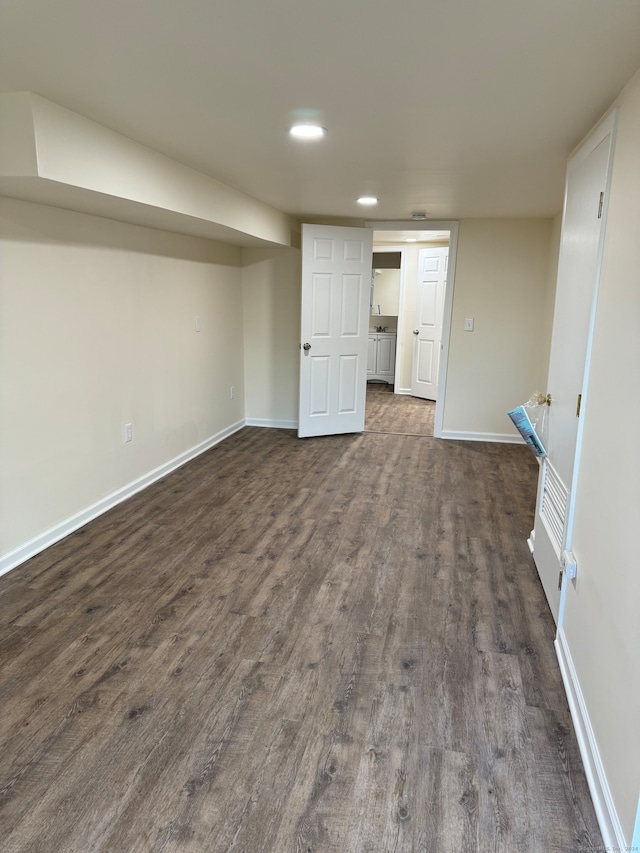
[230,386,235,400]
[123,422,133,443]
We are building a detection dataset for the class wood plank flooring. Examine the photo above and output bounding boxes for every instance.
[0,400,603,852]
[365,383,435,436]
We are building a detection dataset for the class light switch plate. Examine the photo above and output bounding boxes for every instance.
[464,317,474,332]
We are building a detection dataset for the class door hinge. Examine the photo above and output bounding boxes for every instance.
[576,393,582,417]
[597,191,604,219]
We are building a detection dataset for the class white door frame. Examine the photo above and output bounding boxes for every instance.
[366,220,459,438]
[369,244,406,390]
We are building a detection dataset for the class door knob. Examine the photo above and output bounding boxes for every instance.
[413,329,419,335]
[303,342,311,351]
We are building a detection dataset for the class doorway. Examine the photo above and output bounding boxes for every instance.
[364,223,458,437]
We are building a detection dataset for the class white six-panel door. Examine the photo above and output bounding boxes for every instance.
[298,224,373,438]
[411,247,448,401]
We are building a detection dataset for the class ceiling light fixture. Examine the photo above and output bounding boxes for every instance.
[405,237,417,242]
[411,211,427,220]
[289,124,326,140]
[357,196,378,206]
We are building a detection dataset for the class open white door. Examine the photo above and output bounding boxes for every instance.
[411,247,448,401]
[298,224,373,438]
[531,114,616,624]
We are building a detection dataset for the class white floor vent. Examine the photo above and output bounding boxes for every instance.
[540,460,569,556]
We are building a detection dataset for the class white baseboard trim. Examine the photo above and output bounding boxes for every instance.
[440,429,524,444]
[0,420,245,579]
[555,627,627,850]
[245,418,297,430]
[394,387,412,395]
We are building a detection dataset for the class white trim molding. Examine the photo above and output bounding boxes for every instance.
[0,420,245,578]
[245,418,297,430]
[440,429,525,444]
[555,627,628,850]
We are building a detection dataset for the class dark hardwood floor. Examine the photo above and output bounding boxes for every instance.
[0,397,603,852]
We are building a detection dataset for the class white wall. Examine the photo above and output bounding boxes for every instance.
[242,246,301,427]
[0,198,244,563]
[443,219,554,437]
[541,213,561,384]
[562,69,640,843]
[372,269,400,317]
[0,93,38,175]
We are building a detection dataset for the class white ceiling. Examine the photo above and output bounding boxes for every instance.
[1,0,639,221]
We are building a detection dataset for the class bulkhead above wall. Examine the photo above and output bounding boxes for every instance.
[0,92,295,248]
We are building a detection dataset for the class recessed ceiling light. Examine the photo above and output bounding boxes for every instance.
[289,124,326,140]
[357,196,378,206]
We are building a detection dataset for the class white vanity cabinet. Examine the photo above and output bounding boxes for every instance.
[367,333,396,382]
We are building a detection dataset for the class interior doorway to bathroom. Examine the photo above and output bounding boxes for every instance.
[364,224,457,437]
